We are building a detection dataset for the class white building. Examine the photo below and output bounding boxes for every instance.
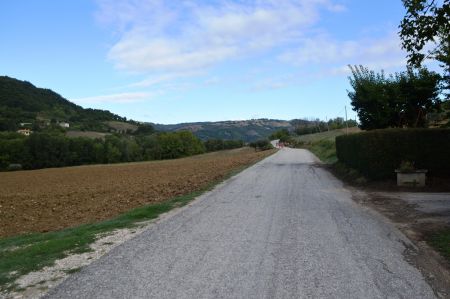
[17,129,32,136]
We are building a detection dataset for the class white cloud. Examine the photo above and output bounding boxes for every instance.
[72,92,154,104]
[96,0,415,95]
[204,76,221,86]
[127,70,204,88]
[249,74,297,92]
[279,36,359,65]
[97,0,347,73]
[279,33,408,71]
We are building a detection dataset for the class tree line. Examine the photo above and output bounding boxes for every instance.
[0,131,244,171]
[348,66,443,130]
[294,118,358,136]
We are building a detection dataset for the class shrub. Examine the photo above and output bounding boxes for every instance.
[249,139,273,151]
[156,131,205,159]
[336,128,450,179]
[269,129,290,140]
[204,139,244,152]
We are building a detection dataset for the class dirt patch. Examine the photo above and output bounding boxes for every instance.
[352,191,450,298]
[0,148,275,238]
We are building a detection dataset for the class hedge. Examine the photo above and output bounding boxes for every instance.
[335,129,450,180]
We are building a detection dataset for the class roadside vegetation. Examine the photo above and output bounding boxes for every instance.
[293,117,357,136]
[249,139,274,151]
[204,139,244,152]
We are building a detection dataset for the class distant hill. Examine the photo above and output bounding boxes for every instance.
[0,76,129,132]
[0,76,305,142]
[153,119,295,142]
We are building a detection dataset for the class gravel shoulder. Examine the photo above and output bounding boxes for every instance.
[45,148,437,298]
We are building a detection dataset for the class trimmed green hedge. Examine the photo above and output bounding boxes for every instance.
[336,129,450,179]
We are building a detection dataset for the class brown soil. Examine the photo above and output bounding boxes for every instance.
[0,148,275,238]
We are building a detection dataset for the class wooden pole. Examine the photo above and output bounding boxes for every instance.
[345,106,349,135]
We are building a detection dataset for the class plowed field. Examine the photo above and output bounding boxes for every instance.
[0,148,275,237]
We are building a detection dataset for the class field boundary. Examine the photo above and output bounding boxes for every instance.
[0,149,276,296]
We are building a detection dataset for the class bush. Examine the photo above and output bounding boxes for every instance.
[269,129,290,140]
[154,131,205,160]
[204,139,244,152]
[249,139,273,151]
[336,129,450,179]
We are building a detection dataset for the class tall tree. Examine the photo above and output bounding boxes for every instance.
[348,65,441,130]
[400,0,450,93]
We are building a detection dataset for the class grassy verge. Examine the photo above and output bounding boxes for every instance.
[291,127,360,164]
[0,159,263,292]
[305,139,337,164]
[290,128,367,184]
[428,230,450,261]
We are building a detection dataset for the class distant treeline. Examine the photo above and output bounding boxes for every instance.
[295,117,358,136]
[204,139,244,152]
[0,131,244,171]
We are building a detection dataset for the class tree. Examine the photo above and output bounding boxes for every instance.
[400,0,450,93]
[397,67,442,127]
[249,139,273,151]
[348,66,398,130]
[269,129,290,142]
[133,124,155,136]
[348,65,441,130]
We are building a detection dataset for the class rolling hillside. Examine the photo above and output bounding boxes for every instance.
[0,76,129,132]
[0,75,308,142]
[153,119,295,142]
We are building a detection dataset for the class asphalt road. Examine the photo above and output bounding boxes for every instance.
[45,148,436,299]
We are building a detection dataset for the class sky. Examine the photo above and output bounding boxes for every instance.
[0,0,420,124]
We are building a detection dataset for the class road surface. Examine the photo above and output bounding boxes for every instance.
[46,148,436,299]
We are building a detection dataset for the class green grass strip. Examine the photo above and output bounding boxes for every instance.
[427,229,450,260]
[307,139,337,164]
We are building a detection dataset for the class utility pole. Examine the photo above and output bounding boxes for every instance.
[345,106,349,135]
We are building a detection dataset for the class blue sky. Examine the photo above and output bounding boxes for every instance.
[0,0,416,124]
